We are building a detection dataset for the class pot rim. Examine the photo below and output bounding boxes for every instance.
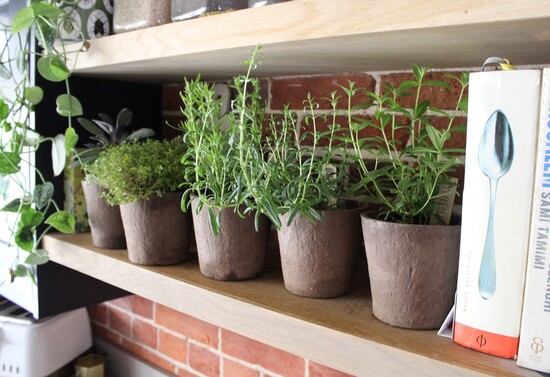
[360,212,461,229]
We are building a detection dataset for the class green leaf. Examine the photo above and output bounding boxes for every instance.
[24,249,49,265]
[64,127,78,155]
[20,207,43,228]
[31,3,63,18]
[425,124,442,150]
[11,7,34,33]
[45,211,75,233]
[35,17,57,52]
[51,134,66,176]
[0,152,21,174]
[37,56,70,82]
[56,94,83,117]
[425,80,450,89]
[13,264,28,278]
[15,225,34,252]
[0,198,28,213]
[33,182,54,210]
[77,118,106,137]
[23,86,44,105]
[0,99,9,120]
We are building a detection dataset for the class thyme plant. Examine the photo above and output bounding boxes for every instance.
[86,139,186,205]
[344,65,469,224]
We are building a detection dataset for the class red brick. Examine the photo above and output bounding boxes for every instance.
[156,304,219,347]
[189,343,220,377]
[108,307,132,337]
[223,359,259,377]
[176,368,200,377]
[109,295,154,319]
[88,304,107,325]
[91,323,122,345]
[380,70,467,110]
[270,74,375,110]
[122,339,177,374]
[309,361,354,377]
[159,329,188,364]
[221,330,304,377]
[161,115,187,140]
[108,296,132,311]
[133,318,158,349]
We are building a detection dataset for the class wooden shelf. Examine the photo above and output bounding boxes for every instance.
[67,0,550,83]
[43,233,539,377]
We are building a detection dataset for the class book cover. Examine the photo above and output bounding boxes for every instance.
[453,69,542,358]
[517,68,550,372]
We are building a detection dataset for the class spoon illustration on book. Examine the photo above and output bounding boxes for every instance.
[477,110,514,300]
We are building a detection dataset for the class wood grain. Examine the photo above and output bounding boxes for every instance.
[44,233,539,376]
[65,0,550,82]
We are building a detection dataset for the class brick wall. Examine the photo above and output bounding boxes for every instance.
[88,68,469,377]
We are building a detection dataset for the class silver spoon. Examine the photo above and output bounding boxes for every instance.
[477,109,514,300]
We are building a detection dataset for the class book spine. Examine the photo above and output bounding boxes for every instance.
[517,68,550,372]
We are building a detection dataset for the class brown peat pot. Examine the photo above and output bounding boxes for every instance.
[361,214,461,329]
[120,192,191,265]
[191,199,269,281]
[81,180,126,249]
[277,205,363,298]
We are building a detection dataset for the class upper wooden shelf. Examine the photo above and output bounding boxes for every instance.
[43,233,539,377]
[68,0,550,83]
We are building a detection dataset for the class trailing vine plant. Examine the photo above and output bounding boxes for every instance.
[0,1,86,282]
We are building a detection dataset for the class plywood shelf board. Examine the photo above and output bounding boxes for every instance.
[67,0,550,82]
[43,233,538,377]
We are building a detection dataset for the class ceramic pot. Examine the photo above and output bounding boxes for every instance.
[361,214,461,329]
[120,192,191,265]
[191,198,269,280]
[81,180,126,249]
[277,205,363,298]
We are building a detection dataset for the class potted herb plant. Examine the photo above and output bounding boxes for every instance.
[345,66,469,329]
[262,93,364,299]
[75,108,155,249]
[86,138,191,265]
[179,48,271,281]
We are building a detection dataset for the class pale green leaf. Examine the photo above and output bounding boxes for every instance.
[23,86,44,105]
[45,211,75,233]
[24,249,49,265]
[33,182,54,210]
[56,94,83,117]
[64,127,78,155]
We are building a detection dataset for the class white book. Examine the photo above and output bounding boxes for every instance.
[454,69,542,358]
[518,68,550,372]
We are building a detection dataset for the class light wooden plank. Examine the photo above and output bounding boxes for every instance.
[66,0,550,82]
[43,233,539,377]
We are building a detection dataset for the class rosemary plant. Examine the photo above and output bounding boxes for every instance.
[180,46,278,235]
[263,92,350,226]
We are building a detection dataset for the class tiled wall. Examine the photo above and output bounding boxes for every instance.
[88,68,469,377]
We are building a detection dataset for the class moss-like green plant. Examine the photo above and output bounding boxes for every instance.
[86,139,186,205]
